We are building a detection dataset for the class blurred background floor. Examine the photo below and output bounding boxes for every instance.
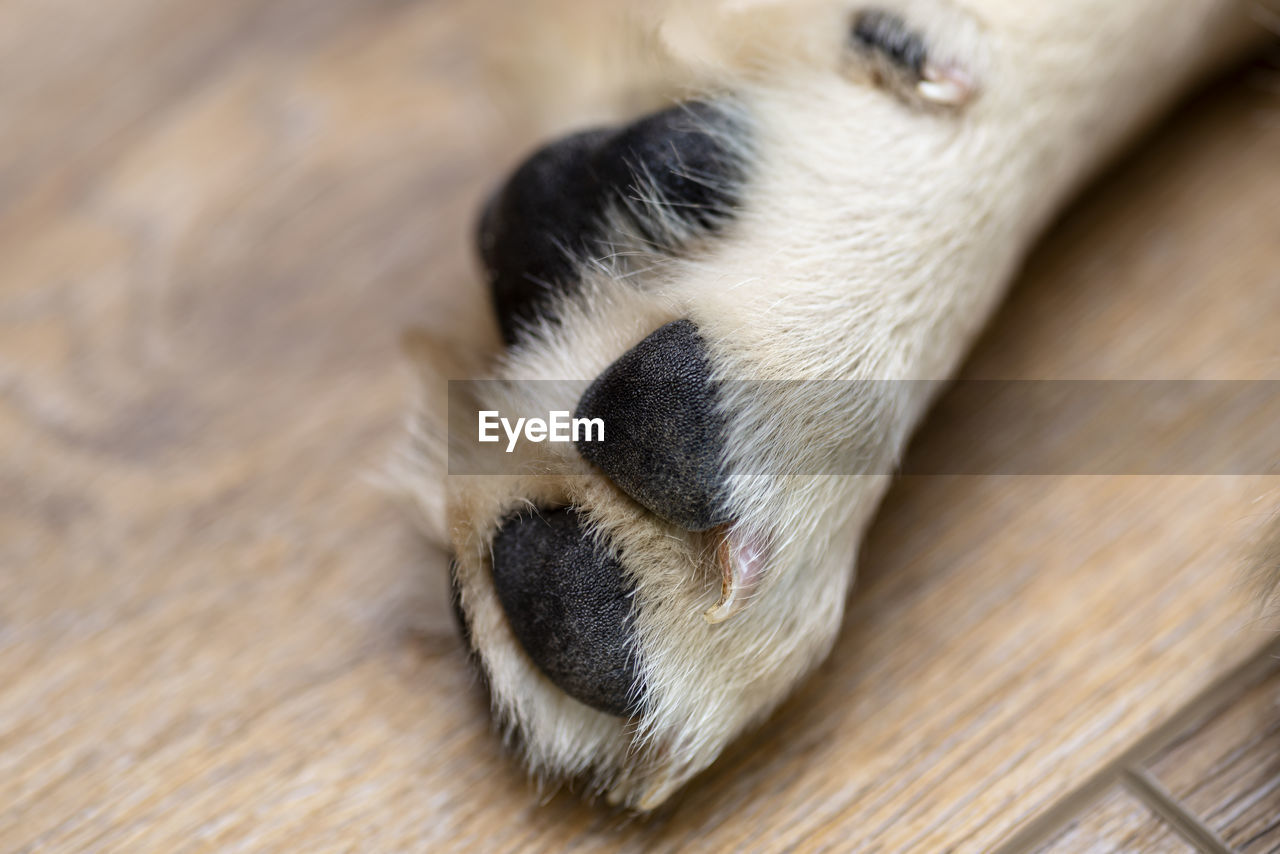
[2,2,1279,851]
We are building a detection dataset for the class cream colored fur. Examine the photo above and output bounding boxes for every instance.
[397,0,1269,809]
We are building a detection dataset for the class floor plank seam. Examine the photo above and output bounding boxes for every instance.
[1120,767,1234,854]
[991,637,1280,854]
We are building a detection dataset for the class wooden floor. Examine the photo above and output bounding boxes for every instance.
[2,2,1279,851]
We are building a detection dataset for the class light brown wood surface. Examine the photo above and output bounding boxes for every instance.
[1033,788,1195,854]
[2,2,1278,851]
[1147,658,1280,852]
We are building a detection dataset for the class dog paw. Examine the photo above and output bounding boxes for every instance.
[402,2,1002,809]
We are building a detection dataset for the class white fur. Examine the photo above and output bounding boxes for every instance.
[397,0,1268,809]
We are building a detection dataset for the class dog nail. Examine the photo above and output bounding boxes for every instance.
[917,63,974,105]
[705,525,769,624]
[635,773,683,811]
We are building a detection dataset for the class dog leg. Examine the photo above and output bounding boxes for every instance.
[406,0,1269,808]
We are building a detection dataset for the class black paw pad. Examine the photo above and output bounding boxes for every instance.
[477,102,747,345]
[477,127,615,347]
[574,320,732,531]
[490,508,643,717]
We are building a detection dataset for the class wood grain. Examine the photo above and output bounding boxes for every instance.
[1149,662,1280,852]
[2,2,1278,851]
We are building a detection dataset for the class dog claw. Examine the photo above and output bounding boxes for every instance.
[705,525,768,624]
[917,62,974,105]
[635,773,684,811]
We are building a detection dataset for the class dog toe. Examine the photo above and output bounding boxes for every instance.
[489,507,645,717]
[575,319,733,531]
